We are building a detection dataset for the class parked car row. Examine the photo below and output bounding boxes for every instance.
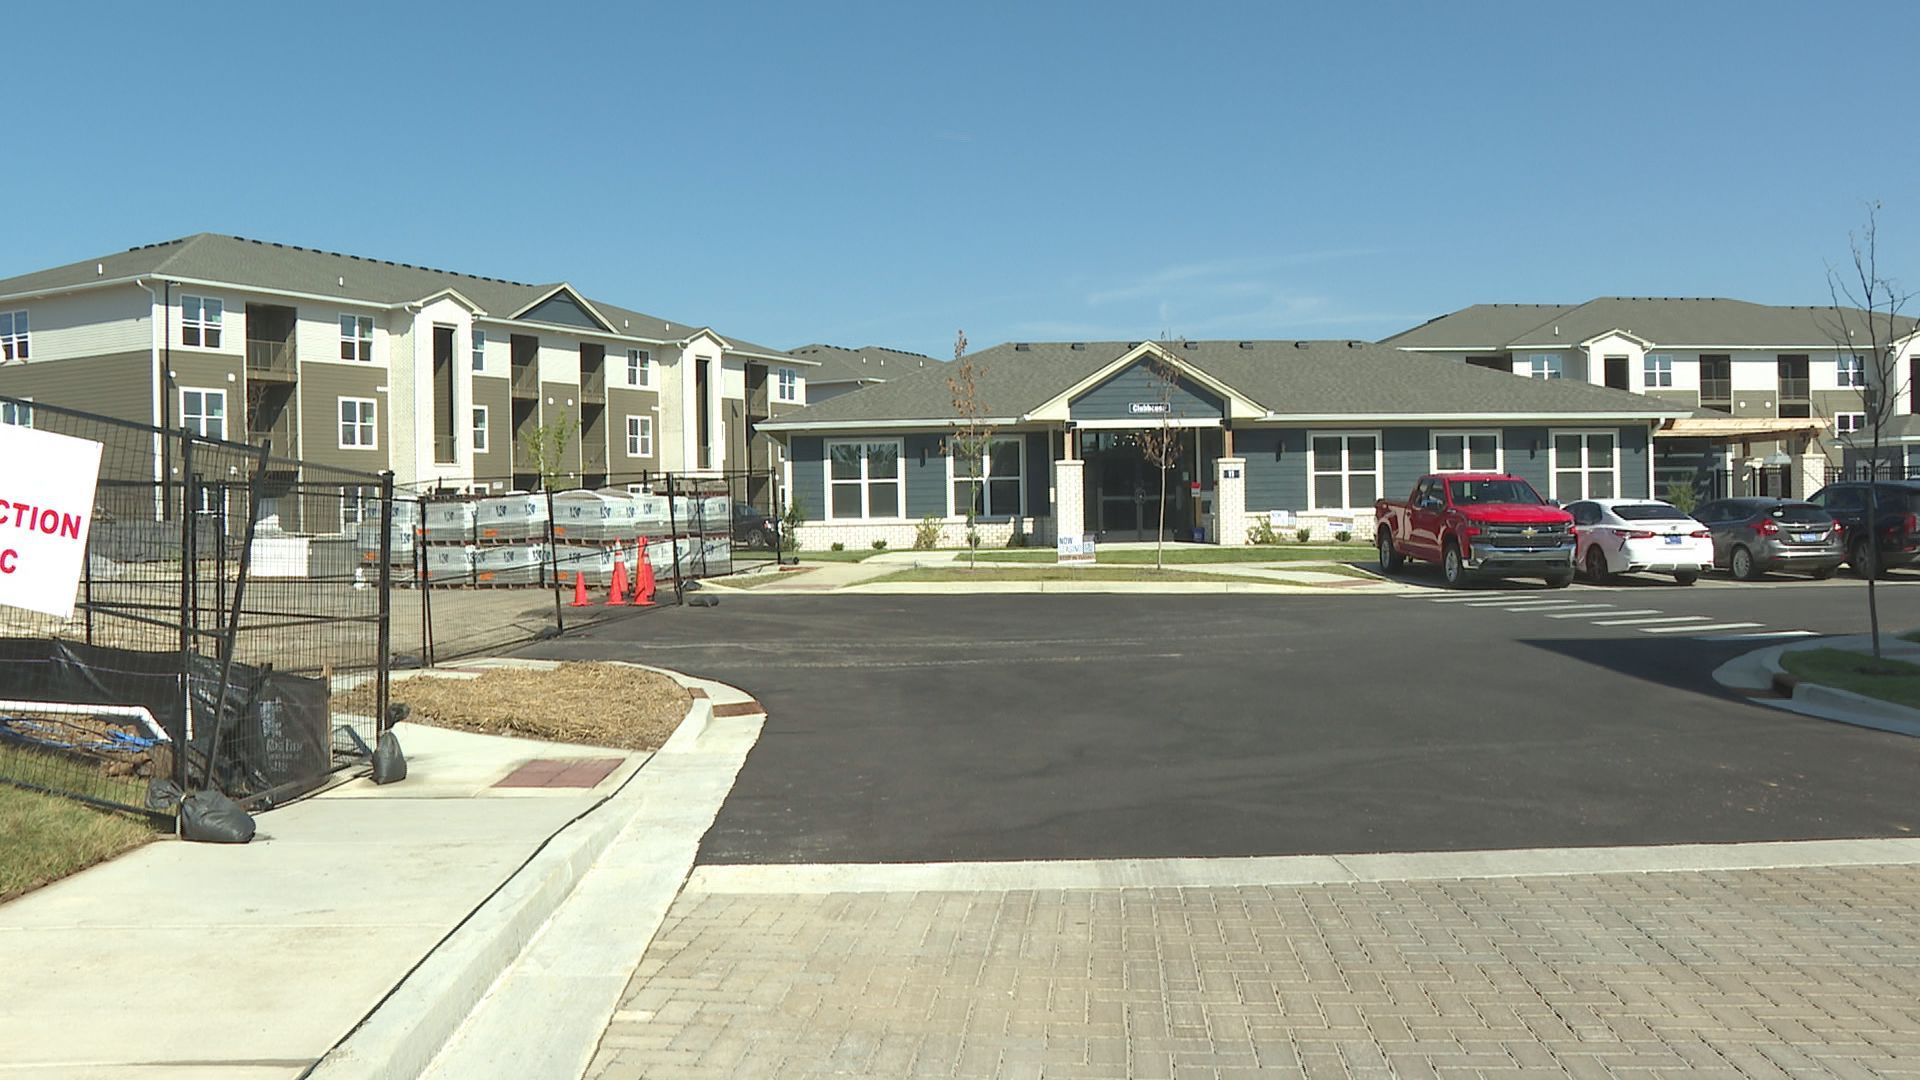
[1375,472,1920,588]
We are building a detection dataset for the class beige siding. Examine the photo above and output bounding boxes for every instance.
[538,381,582,484]
[7,286,150,361]
[0,350,154,429]
[607,386,661,485]
[299,363,388,471]
[472,375,511,487]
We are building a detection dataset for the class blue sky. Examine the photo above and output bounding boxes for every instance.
[6,2,1917,359]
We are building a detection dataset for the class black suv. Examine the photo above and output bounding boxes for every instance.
[1807,480,1920,576]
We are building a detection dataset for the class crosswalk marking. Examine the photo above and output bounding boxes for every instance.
[1591,615,1714,627]
[1473,599,1587,609]
[1425,593,1528,603]
[1700,629,1818,640]
[1639,621,1764,635]
[1535,605,1619,616]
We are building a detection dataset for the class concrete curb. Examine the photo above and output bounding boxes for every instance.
[1713,632,1920,737]
[839,580,1406,596]
[306,674,718,1080]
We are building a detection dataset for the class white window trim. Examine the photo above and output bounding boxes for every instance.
[472,405,490,452]
[1835,412,1866,436]
[0,310,28,361]
[1527,353,1562,380]
[339,314,374,363]
[825,438,907,521]
[775,366,799,403]
[1643,354,1674,388]
[628,348,652,388]
[179,387,228,440]
[472,329,487,373]
[625,414,653,458]
[946,435,1027,519]
[1307,430,1384,512]
[1838,354,1867,388]
[338,397,377,450]
[178,296,224,351]
[1428,430,1503,474]
[1,396,32,428]
[1548,429,1622,501]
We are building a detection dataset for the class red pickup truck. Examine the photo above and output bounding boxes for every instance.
[1374,473,1577,588]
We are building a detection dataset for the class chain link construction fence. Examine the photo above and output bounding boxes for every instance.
[0,394,392,817]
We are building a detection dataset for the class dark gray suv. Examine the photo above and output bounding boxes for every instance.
[1692,498,1844,580]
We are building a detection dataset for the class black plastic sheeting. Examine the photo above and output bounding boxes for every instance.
[0,638,333,807]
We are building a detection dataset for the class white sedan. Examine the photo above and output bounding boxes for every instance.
[1566,498,1714,585]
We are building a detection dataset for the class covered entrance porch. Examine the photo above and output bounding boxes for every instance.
[1073,425,1225,542]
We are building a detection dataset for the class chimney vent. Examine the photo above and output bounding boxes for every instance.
[1238,341,1253,349]
[1014,342,1030,351]
[1070,342,1085,350]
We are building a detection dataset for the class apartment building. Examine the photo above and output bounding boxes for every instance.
[1385,297,1920,496]
[786,344,937,403]
[0,234,812,509]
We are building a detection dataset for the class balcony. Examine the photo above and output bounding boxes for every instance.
[580,366,606,403]
[510,361,539,399]
[245,337,297,382]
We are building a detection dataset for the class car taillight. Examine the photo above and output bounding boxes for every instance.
[1905,513,1919,536]
[1833,521,1846,534]
[1621,529,1656,540]
[1754,519,1779,536]
[1690,529,1710,538]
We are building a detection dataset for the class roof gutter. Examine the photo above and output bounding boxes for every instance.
[758,416,1024,433]
[1257,411,1692,423]
[0,274,153,305]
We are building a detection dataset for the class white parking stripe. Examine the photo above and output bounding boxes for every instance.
[1591,615,1714,626]
[1425,594,1528,603]
[1490,602,1591,610]
[1639,621,1764,635]
[1547,608,1656,618]
[1528,605,1616,615]
[1466,599,1583,608]
[1700,630,1819,640]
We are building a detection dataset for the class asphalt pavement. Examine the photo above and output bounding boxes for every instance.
[530,572,1920,865]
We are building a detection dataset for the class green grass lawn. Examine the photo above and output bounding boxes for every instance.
[868,565,1287,585]
[974,545,1374,565]
[1779,648,1920,710]
[796,549,881,563]
[0,782,159,902]
[723,567,818,588]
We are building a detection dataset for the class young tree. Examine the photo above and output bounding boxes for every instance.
[1136,340,1185,570]
[1825,203,1918,660]
[947,329,993,569]
[519,413,580,492]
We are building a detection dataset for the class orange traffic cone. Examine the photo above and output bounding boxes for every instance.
[634,539,657,606]
[568,570,591,607]
[608,558,630,606]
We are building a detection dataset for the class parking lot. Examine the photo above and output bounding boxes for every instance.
[533,576,1920,866]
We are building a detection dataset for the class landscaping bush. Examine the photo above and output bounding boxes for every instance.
[1666,484,1698,514]
[913,515,944,550]
[1335,530,1353,543]
[1295,527,1313,544]
[830,541,845,552]
[1248,519,1279,545]
[872,538,889,550]
[780,495,805,553]
[1006,526,1029,548]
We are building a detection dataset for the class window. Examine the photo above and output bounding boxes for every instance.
[1309,433,1380,510]
[1,398,31,427]
[472,329,486,372]
[776,366,798,403]
[339,314,374,362]
[951,436,1024,517]
[1699,354,1732,411]
[827,440,903,519]
[1551,431,1617,500]
[625,415,653,457]
[0,310,27,361]
[1643,354,1674,388]
[1838,354,1866,388]
[1777,354,1811,417]
[180,297,222,348]
[1836,412,1865,436]
[338,397,376,448]
[180,388,226,439]
[1527,354,1562,380]
[1431,431,1500,473]
[627,349,651,388]
[472,406,489,452]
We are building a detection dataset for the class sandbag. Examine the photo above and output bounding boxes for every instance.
[180,789,256,844]
[372,730,407,785]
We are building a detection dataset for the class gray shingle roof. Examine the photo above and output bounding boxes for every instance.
[763,340,1684,428]
[1385,297,1918,350]
[0,233,805,360]
[788,344,937,384]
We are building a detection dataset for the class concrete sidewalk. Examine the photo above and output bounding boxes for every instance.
[714,552,1407,595]
[0,660,748,1080]
[1714,631,1920,737]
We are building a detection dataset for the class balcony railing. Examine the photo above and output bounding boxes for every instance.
[510,361,539,397]
[581,368,606,401]
[245,338,296,380]
[1778,377,1811,401]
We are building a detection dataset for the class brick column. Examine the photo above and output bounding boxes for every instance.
[1214,457,1247,546]
[1053,458,1084,553]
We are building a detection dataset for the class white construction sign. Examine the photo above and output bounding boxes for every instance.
[0,423,103,619]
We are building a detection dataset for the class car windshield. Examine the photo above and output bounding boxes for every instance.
[1874,488,1920,513]
[1612,503,1689,521]
[1449,479,1543,505]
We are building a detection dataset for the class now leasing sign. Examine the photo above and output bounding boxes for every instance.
[0,423,103,619]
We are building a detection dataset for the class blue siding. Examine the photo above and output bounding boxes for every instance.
[1621,424,1650,498]
[1027,432,1051,518]
[1503,426,1551,495]
[519,292,607,330]
[904,434,947,518]
[1238,428,1308,511]
[790,436,824,520]
[1382,428,1427,502]
[1070,360,1223,420]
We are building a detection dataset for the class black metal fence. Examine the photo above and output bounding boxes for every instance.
[0,394,392,817]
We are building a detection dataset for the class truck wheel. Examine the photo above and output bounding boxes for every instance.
[1545,570,1574,589]
[1376,528,1404,573]
[1584,548,1612,584]
[1442,542,1471,588]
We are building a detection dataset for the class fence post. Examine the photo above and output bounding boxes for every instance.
[665,473,686,603]
[376,471,395,732]
[200,441,270,792]
[176,430,195,790]
[419,497,435,668]
[547,487,564,634]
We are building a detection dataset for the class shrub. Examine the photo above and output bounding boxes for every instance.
[871,538,889,550]
[1666,484,1698,514]
[1335,530,1353,543]
[779,494,805,553]
[1247,519,1278,545]
[1006,526,1029,548]
[1295,527,1313,544]
[913,515,944,550]
[830,541,845,552]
